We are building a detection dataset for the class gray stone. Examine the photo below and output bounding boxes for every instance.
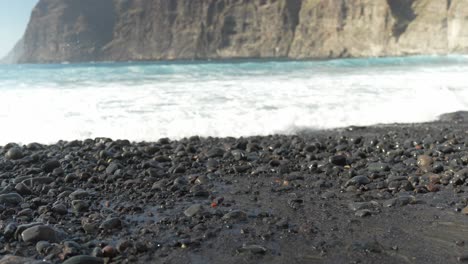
[0,193,23,206]
[72,200,89,212]
[348,201,380,211]
[21,225,62,243]
[99,217,122,231]
[14,183,32,195]
[5,147,23,160]
[106,162,121,175]
[36,241,52,255]
[355,209,372,217]
[207,148,224,158]
[238,244,267,254]
[222,210,248,221]
[367,163,390,172]
[42,160,61,173]
[184,204,203,217]
[345,176,371,187]
[69,190,90,200]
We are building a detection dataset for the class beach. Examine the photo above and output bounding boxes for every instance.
[1,112,468,263]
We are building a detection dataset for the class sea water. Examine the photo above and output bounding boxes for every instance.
[0,56,468,144]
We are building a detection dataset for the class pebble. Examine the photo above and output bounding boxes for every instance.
[348,201,380,211]
[355,209,372,217]
[69,190,90,200]
[234,164,251,173]
[21,225,62,243]
[237,244,267,254]
[42,159,61,173]
[207,148,225,158]
[36,241,52,255]
[72,200,89,212]
[417,155,433,169]
[189,185,209,197]
[0,192,23,206]
[184,204,204,217]
[102,245,117,258]
[383,195,416,207]
[222,210,248,221]
[5,147,23,160]
[52,203,68,215]
[14,183,32,195]
[106,162,120,175]
[345,176,371,187]
[99,217,122,231]
[367,163,390,172]
[329,155,347,166]
[62,255,104,264]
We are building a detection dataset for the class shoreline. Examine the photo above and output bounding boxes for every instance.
[1,112,468,263]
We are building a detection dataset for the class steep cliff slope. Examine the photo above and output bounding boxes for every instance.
[10,0,468,63]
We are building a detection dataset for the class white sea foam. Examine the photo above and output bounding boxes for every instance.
[0,57,467,144]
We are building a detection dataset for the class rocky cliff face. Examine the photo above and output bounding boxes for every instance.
[9,0,468,63]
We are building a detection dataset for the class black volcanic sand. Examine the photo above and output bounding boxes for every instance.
[2,112,468,264]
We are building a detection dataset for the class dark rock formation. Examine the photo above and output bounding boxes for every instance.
[6,0,468,63]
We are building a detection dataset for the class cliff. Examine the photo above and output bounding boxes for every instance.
[8,0,468,63]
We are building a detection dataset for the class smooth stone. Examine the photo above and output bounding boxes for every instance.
[189,185,209,197]
[345,176,371,187]
[348,201,380,211]
[151,179,168,190]
[102,245,117,258]
[42,160,61,173]
[62,255,104,264]
[106,162,120,175]
[14,183,32,195]
[355,209,372,217]
[222,210,248,221]
[21,225,62,243]
[36,241,52,255]
[64,174,79,183]
[82,222,98,234]
[206,148,224,158]
[383,195,416,207]
[3,223,17,238]
[329,155,347,166]
[234,164,251,173]
[367,163,390,172]
[99,217,122,231]
[69,190,90,200]
[5,147,23,160]
[52,203,68,215]
[14,223,42,240]
[63,240,82,257]
[417,155,433,168]
[238,244,267,254]
[72,200,89,212]
[184,204,204,217]
[0,193,23,206]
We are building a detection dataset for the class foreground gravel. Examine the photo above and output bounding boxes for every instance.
[2,112,468,264]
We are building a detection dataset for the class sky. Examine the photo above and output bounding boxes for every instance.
[0,0,39,58]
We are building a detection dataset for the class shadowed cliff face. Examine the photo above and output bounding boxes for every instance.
[8,0,468,63]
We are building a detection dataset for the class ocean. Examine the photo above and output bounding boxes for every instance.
[1,56,468,145]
